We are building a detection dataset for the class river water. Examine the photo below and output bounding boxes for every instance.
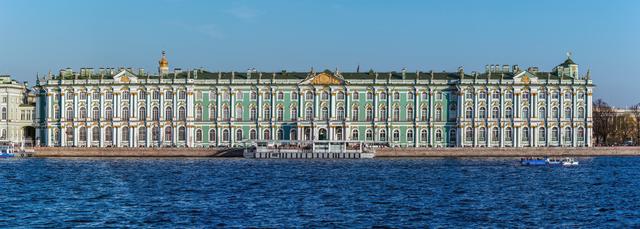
[1,157,639,227]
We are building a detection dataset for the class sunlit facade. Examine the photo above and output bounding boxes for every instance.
[35,52,593,147]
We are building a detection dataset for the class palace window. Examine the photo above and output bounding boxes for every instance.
[152,127,159,141]
[122,91,130,100]
[478,107,486,119]
[564,92,571,100]
[66,92,73,100]
[478,127,486,142]
[140,90,147,100]
[465,91,473,99]
[539,128,546,142]
[122,107,129,120]
[236,106,244,121]
[236,129,243,141]
[352,107,359,121]
[337,91,345,100]
[105,127,113,144]
[421,107,428,121]
[465,127,473,142]
[152,107,159,121]
[407,107,414,121]
[505,90,513,100]
[379,106,387,120]
[79,107,87,119]
[522,127,529,141]
[79,127,87,142]
[436,91,442,100]
[421,129,427,143]
[251,91,257,100]
[222,129,229,142]
[578,107,584,118]
[392,129,400,142]
[153,90,160,100]
[122,127,129,142]
[250,107,257,121]
[367,91,374,100]
[539,107,546,119]
[80,92,87,100]
[578,91,585,100]
[65,127,73,142]
[179,106,186,120]
[93,91,100,100]
[479,91,486,100]
[552,91,559,99]
[352,129,359,140]
[209,106,216,120]
[408,92,414,100]
[277,129,284,140]
[306,91,313,100]
[105,107,113,120]
[209,129,216,142]
[505,107,513,118]
[379,130,386,141]
[551,127,559,141]
[277,91,284,100]
[492,90,500,99]
[93,107,100,120]
[139,127,146,141]
[407,130,414,142]
[277,107,284,121]
[492,107,499,119]
[380,92,387,100]
[366,129,374,141]
[165,90,173,100]
[564,107,572,119]
[290,107,297,121]
[305,107,313,120]
[263,129,271,140]
[539,91,547,100]
[465,107,473,119]
[505,127,513,141]
[263,107,271,120]
[321,107,329,120]
[366,107,373,121]
[353,91,359,100]
[223,106,230,120]
[195,129,202,142]
[196,106,202,120]
[337,107,345,120]
[393,92,400,100]
[435,129,442,142]
[552,107,559,118]
[166,106,173,120]
[492,127,499,142]
[264,92,271,100]
[106,91,113,100]
[578,127,585,141]
[236,91,243,100]
[564,127,572,142]
[321,92,329,100]
[179,91,186,100]
[65,107,73,121]
[522,107,529,119]
[393,107,400,121]
[250,129,257,140]
[435,107,442,122]
[292,92,298,100]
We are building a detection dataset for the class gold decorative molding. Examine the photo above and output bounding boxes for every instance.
[311,72,343,85]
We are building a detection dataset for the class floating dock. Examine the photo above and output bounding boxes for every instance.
[243,140,375,159]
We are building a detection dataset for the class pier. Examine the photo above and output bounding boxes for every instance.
[243,140,376,159]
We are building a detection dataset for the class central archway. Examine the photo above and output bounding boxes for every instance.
[318,128,327,141]
[22,126,36,147]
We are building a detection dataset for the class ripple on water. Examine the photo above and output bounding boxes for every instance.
[0,157,640,227]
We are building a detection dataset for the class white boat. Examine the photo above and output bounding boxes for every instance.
[561,157,579,166]
[546,158,562,165]
[0,145,17,158]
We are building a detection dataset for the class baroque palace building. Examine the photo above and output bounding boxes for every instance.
[34,52,594,148]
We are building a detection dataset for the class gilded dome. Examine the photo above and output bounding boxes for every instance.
[159,51,168,68]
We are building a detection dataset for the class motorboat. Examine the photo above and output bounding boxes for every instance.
[546,158,562,165]
[0,145,16,158]
[561,157,579,166]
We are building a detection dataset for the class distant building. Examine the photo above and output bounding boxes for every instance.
[34,52,594,148]
[0,75,36,145]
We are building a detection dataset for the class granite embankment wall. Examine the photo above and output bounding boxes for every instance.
[375,147,640,157]
[33,146,640,157]
[34,147,244,157]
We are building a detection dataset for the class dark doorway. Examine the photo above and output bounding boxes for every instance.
[319,128,327,141]
[23,126,36,147]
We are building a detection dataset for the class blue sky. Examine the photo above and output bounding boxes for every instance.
[0,0,639,106]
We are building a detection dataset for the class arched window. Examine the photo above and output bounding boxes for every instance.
[465,127,473,142]
[393,107,400,121]
[492,90,500,99]
[139,107,146,120]
[178,90,186,100]
[65,127,73,142]
[105,127,113,144]
[492,107,499,119]
[290,107,297,121]
[367,91,374,100]
[505,127,513,141]
[393,92,400,100]
[196,106,203,120]
[321,91,329,100]
[153,90,160,100]
[492,127,499,142]
[300,106,310,120]
[522,127,529,141]
[421,129,428,142]
[577,127,585,141]
[291,92,298,100]
[178,126,186,141]
[263,107,271,120]
[53,105,60,119]
[478,107,486,119]
[290,129,297,140]
[505,107,513,118]
[152,107,159,121]
[209,106,216,121]
[379,106,387,120]
[479,91,486,99]
[522,91,530,100]
[277,129,284,140]
[92,127,100,142]
[222,129,230,142]
[539,127,546,142]
[337,91,345,100]
[165,90,172,100]
[352,129,359,140]
[79,107,87,119]
[552,107,559,118]
[551,127,559,141]
[578,107,584,118]
[209,129,216,142]
[277,91,284,100]
[506,90,513,99]
[449,129,456,143]
[122,107,129,120]
[79,127,87,142]
[522,107,529,119]
[435,129,442,142]
[352,106,359,121]
[122,127,130,142]
[152,126,160,141]
[277,107,284,121]
[139,127,146,141]
[337,107,345,120]
[222,106,230,120]
[164,126,172,142]
[305,91,313,100]
[178,106,186,120]
[407,129,414,142]
[195,129,202,142]
[478,127,486,141]
[236,129,243,141]
[236,106,244,121]
[564,127,572,142]
[539,107,546,119]
[379,129,386,141]
[321,107,329,120]
[165,106,173,120]
[435,107,442,121]
[263,129,271,140]
[366,129,374,141]
[250,107,257,121]
[407,106,414,121]
[421,107,428,121]
[251,91,257,100]
[250,129,257,140]
[465,107,473,119]
[65,107,73,120]
[105,107,113,120]
[352,91,359,100]
[564,107,572,119]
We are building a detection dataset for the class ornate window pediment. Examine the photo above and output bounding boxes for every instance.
[300,72,348,85]
[113,70,139,84]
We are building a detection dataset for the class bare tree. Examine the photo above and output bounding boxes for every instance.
[631,103,640,145]
[593,99,615,146]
